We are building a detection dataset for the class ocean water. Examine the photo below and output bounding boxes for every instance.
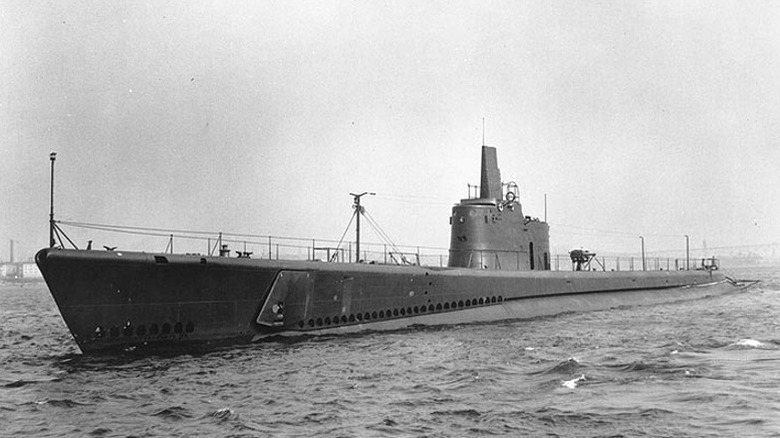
[1,266,779,437]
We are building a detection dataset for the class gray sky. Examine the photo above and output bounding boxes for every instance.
[2,1,779,261]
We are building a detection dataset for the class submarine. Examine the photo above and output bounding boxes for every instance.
[36,146,756,353]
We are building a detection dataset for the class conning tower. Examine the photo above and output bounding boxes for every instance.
[448,146,550,270]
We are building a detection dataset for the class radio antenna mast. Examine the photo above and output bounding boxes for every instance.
[49,152,57,247]
[482,117,486,145]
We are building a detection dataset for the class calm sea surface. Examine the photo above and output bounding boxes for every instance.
[1,266,779,437]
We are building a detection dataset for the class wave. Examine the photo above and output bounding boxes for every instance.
[40,399,90,408]
[531,357,582,376]
[4,379,39,388]
[724,338,776,350]
[757,280,780,292]
[209,407,238,421]
[610,361,661,373]
[431,408,483,419]
[602,359,704,380]
[533,406,677,426]
[151,406,194,420]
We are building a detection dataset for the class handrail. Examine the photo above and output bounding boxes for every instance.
[53,220,718,271]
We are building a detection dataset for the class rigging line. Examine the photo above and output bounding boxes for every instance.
[60,218,450,252]
[55,223,79,249]
[374,192,451,202]
[550,230,639,240]
[371,197,454,206]
[362,212,392,245]
[373,194,455,206]
[639,244,771,254]
[62,220,444,253]
[360,213,395,251]
[549,222,687,239]
[333,209,357,255]
[53,225,65,249]
[691,242,780,251]
[548,223,639,237]
[362,215,394,249]
[58,220,219,236]
[65,223,211,241]
[66,224,174,238]
[365,226,399,258]
[210,237,221,256]
[361,211,395,248]
[218,237,288,247]
[363,210,405,255]
[362,210,448,252]
[364,218,410,265]
[59,220,341,244]
[221,232,336,243]
[352,212,429,251]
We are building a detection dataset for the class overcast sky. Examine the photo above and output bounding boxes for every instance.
[2,1,778,262]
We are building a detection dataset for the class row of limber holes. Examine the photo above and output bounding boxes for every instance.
[91,295,506,337]
[299,295,504,329]
[95,321,196,339]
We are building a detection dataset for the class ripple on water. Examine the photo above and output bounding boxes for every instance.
[87,427,112,436]
[151,406,194,421]
[530,357,582,376]
[1,268,779,437]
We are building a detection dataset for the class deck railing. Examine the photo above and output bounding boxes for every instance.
[215,235,701,271]
[54,221,711,271]
[550,254,705,272]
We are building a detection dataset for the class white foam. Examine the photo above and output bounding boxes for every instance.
[212,407,235,420]
[733,339,764,348]
[562,374,585,389]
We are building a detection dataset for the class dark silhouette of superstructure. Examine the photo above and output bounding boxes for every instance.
[36,145,756,353]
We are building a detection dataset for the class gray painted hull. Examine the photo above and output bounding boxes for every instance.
[36,248,755,353]
[272,279,745,339]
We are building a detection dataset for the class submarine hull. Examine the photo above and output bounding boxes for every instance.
[36,248,753,353]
